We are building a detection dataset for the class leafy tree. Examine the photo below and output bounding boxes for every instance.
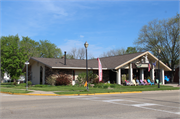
[126,47,137,54]
[134,14,179,79]
[20,36,40,59]
[1,35,28,82]
[38,40,62,58]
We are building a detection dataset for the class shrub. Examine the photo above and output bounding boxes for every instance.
[77,71,97,86]
[28,81,32,86]
[46,75,56,86]
[56,73,71,86]
[19,83,26,87]
[92,77,99,84]
[13,82,17,85]
[110,84,116,88]
[103,85,108,89]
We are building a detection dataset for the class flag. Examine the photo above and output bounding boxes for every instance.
[152,61,156,67]
[148,63,151,72]
[97,58,103,82]
[84,81,87,87]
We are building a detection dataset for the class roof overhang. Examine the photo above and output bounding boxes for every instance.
[115,51,172,71]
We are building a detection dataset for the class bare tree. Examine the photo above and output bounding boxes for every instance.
[78,48,85,59]
[101,48,126,57]
[68,47,86,59]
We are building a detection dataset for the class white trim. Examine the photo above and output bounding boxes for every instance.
[115,52,148,70]
[52,67,108,70]
[115,51,172,71]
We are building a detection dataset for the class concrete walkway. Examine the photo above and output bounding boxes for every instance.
[28,90,56,94]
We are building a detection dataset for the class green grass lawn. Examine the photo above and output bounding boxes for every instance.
[1,83,179,94]
[1,88,32,94]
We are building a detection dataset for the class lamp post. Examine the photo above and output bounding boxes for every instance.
[25,61,29,91]
[158,49,161,88]
[84,41,89,91]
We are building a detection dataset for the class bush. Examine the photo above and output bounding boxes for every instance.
[77,71,97,86]
[103,85,108,89]
[46,75,56,86]
[92,77,99,84]
[34,84,51,87]
[96,83,104,88]
[13,82,17,85]
[56,73,71,86]
[19,83,26,86]
[110,84,116,88]
[28,81,32,86]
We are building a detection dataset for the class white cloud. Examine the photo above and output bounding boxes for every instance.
[80,35,84,38]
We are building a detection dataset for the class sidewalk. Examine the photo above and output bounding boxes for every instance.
[164,83,180,87]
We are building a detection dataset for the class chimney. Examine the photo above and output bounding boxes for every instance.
[64,51,66,65]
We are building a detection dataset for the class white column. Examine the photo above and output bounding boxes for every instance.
[150,65,154,82]
[129,63,133,81]
[161,69,164,85]
[116,69,121,85]
[140,69,144,81]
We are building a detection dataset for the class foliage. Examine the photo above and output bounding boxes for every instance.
[19,83,26,87]
[134,14,179,71]
[92,77,99,84]
[126,47,137,54]
[101,48,126,57]
[56,73,71,85]
[19,36,40,59]
[46,75,56,86]
[77,71,97,85]
[1,34,63,83]
[38,40,62,58]
[1,34,28,82]
[28,81,32,86]
[122,74,126,83]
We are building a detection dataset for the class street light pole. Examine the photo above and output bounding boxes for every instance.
[25,61,29,91]
[84,41,89,91]
[158,49,161,88]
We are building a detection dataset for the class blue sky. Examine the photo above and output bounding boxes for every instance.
[1,0,179,58]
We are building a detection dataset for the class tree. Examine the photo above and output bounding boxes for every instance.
[101,48,126,57]
[20,36,40,59]
[68,47,86,59]
[78,48,85,59]
[134,14,179,79]
[1,35,28,82]
[38,40,62,58]
[126,47,137,54]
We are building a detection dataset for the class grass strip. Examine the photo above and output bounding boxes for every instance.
[1,88,33,94]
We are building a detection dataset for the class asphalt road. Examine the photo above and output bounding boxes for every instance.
[0,90,180,119]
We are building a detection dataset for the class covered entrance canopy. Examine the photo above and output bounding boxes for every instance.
[114,51,171,85]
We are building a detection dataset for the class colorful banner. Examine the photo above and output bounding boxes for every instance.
[148,63,151,72]
[97,58,103,82]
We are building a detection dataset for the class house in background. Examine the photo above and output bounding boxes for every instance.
[1,72,25,83]
[22,51,171,85]
[1,72,11,83]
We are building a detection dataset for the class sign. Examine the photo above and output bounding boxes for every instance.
[135,63,151,68]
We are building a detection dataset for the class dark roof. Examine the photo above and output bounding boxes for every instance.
[29,52,145,69]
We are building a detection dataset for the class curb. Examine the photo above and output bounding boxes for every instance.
[1,91,142,96]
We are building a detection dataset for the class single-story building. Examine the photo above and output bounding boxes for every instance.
[22,51,171,85]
